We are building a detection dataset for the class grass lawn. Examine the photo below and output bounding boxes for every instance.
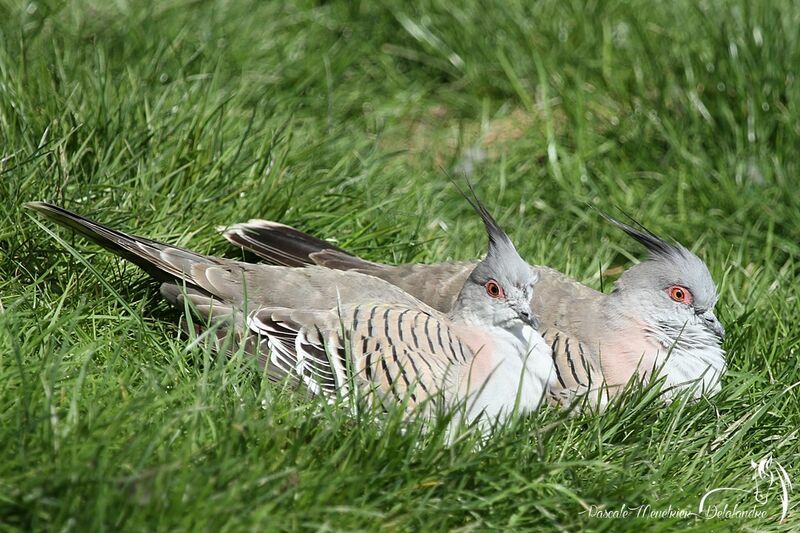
[2,0,799,530]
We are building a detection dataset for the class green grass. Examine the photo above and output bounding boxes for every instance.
[1,0,799,530]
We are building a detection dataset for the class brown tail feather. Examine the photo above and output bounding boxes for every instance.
[25,201,216,284]
[222,219,373,270]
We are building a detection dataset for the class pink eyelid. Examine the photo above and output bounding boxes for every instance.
[667,285,693,305]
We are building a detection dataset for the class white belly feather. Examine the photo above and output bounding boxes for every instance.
[459,324,555,425]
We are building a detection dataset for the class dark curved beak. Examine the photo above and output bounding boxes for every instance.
[518,307,539,330]
[701,311,726,341]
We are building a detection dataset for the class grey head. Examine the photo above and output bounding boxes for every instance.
[604,213,725,343]
[450,190,538,329]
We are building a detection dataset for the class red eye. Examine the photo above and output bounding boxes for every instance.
[485,279,505,299]
[667,285,693,305]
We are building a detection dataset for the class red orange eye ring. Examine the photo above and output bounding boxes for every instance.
[667,285,693,305]
[485,279,505,299]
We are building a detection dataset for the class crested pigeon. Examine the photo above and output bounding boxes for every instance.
[26,199,555,434]
[223,213,726,406]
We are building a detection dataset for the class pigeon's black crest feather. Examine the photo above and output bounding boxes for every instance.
[449,176,512,248]
[595,209,682,259]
